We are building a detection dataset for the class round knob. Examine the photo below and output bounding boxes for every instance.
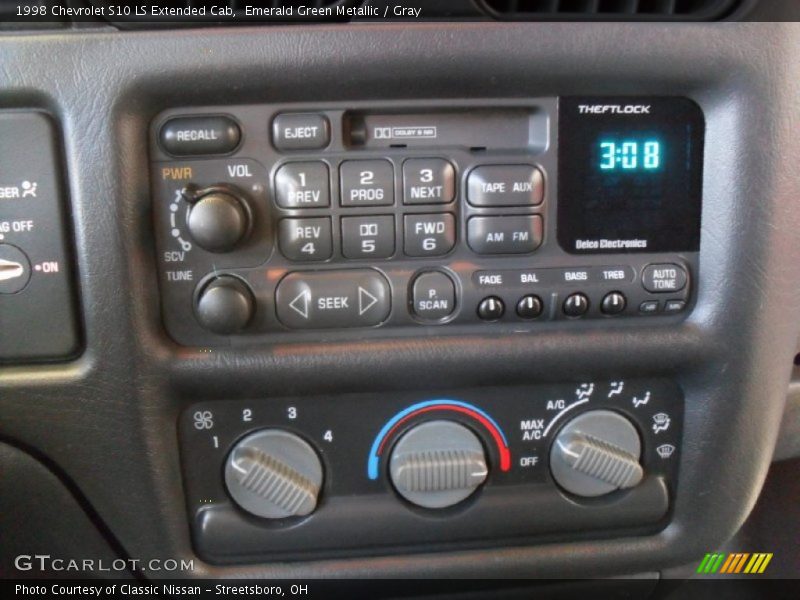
[389,420,488,509]
[185,188,249,252]
[224,429,323,519]
[550,409,643,498]
[195,275,254,334]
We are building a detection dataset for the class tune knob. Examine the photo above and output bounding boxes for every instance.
[184,185,250,252]
[194,275,254,334]
[388,420,488,509]
[550,409,643,498]
[224,429,324,519]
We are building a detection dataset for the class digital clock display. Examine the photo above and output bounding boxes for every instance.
[558,97,704,254]
[598,140,661,171]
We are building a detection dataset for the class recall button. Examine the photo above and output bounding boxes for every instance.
[272,113,330,151]
[642,264,688,293]
[276,269,391,329]
[159,116,241,156]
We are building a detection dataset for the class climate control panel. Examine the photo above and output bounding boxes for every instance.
[179,379,683,563]
[151,98,702,346]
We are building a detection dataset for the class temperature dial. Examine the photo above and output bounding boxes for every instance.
[184,185,251,252]
[224,429,323,519]
[550,409,643,497]
[389,420,488,509]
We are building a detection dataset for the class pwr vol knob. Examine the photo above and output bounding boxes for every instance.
[183,184,251,252]
[224,429,324,519]
[389,420,488,509]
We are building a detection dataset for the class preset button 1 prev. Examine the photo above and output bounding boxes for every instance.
[276,270,391,329]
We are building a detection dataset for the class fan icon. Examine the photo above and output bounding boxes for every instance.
[193,410,214,430]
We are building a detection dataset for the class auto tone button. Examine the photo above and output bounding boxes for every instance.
[276,269,391,329]
[642,264,688,293]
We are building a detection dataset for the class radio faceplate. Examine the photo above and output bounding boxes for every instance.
[150,98,702,346]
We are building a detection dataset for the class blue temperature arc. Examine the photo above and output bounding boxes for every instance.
[367,399,510,480]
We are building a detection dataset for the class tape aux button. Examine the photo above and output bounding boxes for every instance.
[467,165,543,207]
[276,269,391,329]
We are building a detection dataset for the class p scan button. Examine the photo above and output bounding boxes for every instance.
[276,269,391,329]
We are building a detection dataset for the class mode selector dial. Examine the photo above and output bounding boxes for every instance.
[389,420,488,509]
[183,184,251,252]
[224,429,324,519]
[550,409,643,498]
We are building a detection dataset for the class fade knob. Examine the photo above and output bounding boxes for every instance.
[550,409,643,497]
[389,420,488,509]
[224,429,323,519]
[194,275,254,335]
[184,185,250,252]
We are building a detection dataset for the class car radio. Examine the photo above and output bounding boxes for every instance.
[150,97,703,346]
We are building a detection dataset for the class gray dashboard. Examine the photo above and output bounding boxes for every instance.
[0,19,799,583]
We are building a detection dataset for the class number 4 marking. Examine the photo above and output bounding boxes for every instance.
[324,430,333,442]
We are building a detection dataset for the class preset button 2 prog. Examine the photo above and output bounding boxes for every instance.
[276,269,391,329]
[340,160,394,207]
